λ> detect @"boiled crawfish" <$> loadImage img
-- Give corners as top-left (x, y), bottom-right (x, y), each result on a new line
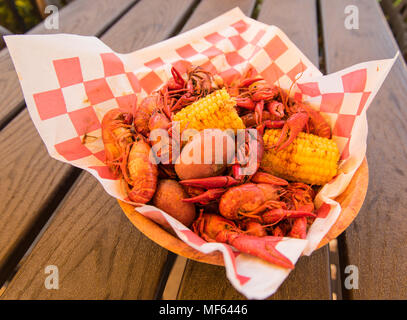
top-left (158, 65), bottom-right (216, 115)
top-left (230, 76), bottom-right (332, 150)
top-left (101, 108), bottom-right (158, 204)
top-left (193, 212), bottom-right (294, 269)
top-left (218, 172), bottom-right (316, 239)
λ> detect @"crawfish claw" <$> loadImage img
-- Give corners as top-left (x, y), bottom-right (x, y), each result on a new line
top-left (182, 188), bottom-right (225, 205)
top-left (230, 234), bottom-right (294, 269)
top-left (179, 176), bottom-right (240, 189)
top-left (273, 112), bottom-right (309, 151)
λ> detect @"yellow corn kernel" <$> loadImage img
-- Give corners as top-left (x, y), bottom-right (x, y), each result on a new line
top-left (173, 88), bottom-right (245, 132)
top-left (261, 129), bottom-right (340, 185)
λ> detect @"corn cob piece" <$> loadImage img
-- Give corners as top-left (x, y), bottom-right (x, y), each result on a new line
top-left (261, 129), bottom-right (340, 185)
top-left (173, 88), bottom-right (245, 132)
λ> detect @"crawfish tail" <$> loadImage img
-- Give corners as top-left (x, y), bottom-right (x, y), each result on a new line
top-left (228, 234), bottom-right (294, 269)
top-left (251, 172), bottom-right (289, 186)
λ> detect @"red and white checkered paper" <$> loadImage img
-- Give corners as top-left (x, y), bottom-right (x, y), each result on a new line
top-left (5, 8), bottom-right (396, 299)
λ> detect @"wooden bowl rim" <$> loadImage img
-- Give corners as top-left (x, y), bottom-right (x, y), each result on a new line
top-left (119, 157), bottom-right (369, 266)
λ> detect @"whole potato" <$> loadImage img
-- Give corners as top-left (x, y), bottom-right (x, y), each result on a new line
top-left (152, 179), bottom-right (196, 229)
top-left (175, 129), bottom-right (235, 180)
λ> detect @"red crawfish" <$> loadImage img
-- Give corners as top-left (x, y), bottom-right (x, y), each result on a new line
top-left (193, 212), bottom-right (294, 269)
top-left (101, 108), bottom-right (158, 204)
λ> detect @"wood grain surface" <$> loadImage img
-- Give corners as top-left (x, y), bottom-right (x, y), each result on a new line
top-left (321, 0), bottom-right (407, 299)
top-left (0, 0), bottom-right (135, 282)
top-left (0, 111), bottom-right (76, 284)
top-left (178, 249), bottom-right (331, 300)
top-left (180, 0), bottom-right (257, 33)
top-left (177, 0), bottom-right (332, 300)
top-left (0, 175), bottom-right (169, 299)
top-left (0, 0), bottom-right (136, 128)
top-left (0, 0), bottom-right (195, 299)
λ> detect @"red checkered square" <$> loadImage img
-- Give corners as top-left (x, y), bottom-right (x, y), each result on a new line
top-left (229, 35), bottom-right (247, 50)
top-left (93, 150), bottom-right (106, 163)
top-left (340, 140), bottom-right (350, 160)
top-left (249, 45), bottom-right (262, 59)
top-left (297, 82), bottom-right (321, 97)
top-left (204, 32), bottom-right (225, 44)
top-left (225, 51), bottom-right (245, 66)
top-left (139, 71), bottom-right (163, 94)
top-left (55, 137), bottom-right (92, 161)
top-left (200, 60), bottom-right (217, 74)
top-left (84, 79), bottom-right (114, 105)
top-left (316, 203), bottom-right (331, 218)
top-left (250, 29), bottom-right (266, 45)
top-left (287, 61), bottom-right (307, 82)
top-left (84, 78), bottom-right (114, 105)
top-left (116, 94), bottom-right (137, 110)
top-left (357, 91), bottom-right (371, 115)
top-left (201, 46), bottom-right (223, 59)
top-left (231, 19), bottom-right (249, 33)
top-left (219, 68), bottom-right (240, 85)
top-left (260, 63), bottom-right (284, 85)
top-left (320, 93), bottom-right (344, 113)
top-left (176, 44), bottom-right (198, 59)
top-left (264, 35), bottom-right (288, 61)
top-left (101, 53), bottom-right (125, 77)
top-left (145, 57), bottom-right (165, 69)
top-left (172, 60), bottom-right (192, 74)
top-left (294, 92), bottom-right (303, 102)
top-left (333, 114), bottom-right (355, 137)
top-left (342, 69), bottom-right (367, 92)
top-left (126, 72), bottom-right (141, 93)
top-left (69, 106), bottom-right (101, 136)
top-left (89, 166), bottom-right (117, 180)
top-left (34, 89), bottom-right (67, 120)
top-left (53, 57), bottom-right (83, 88)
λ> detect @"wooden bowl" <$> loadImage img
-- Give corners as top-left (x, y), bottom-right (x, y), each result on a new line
top-left (118, 158), bottom-right (369, 266)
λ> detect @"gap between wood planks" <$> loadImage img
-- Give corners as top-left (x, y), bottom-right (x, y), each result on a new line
top-left (161, 0), bottom-right (343, 300)
top-left (0, 0), bottom-right (340, 299)
top-left (316, 0), bottom-right (342, 301)
top-left (0, 0), bottom-right (202, 298)
top-left (0, 0), bottom-right (142, 292)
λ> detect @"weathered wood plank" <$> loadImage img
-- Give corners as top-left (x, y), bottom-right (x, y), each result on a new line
top-left (181, 0), bottom-right (257, 32)
top-left (258, 0), bottom-right (331, 300)
top-left (178, 0), bottom-right (331, 300)
top-left (321, 0), bottom-right (407, 299)
top-left (1, 175), bottom-right (169, 299)
top-left (0, 111), bottom-right (77, 285)
top-left (0, 0), bottom-right (137, 283)
top-left (178, 248), bottom-right (330, 300)
top-left (0, 0), bottom-right (136, 127)
top-left (0, 0), bottom-right (195, 299)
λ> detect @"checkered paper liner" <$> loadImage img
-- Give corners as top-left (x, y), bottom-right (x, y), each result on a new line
top-left (5, 8), bottom-right (396, 299)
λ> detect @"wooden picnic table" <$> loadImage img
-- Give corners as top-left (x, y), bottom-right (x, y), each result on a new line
top-left (0, 0), bottom-right (406, 300)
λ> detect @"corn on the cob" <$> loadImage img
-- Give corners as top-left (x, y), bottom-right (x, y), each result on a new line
top-left (261, 129), bottom-right (340, 185)
top-left (173, 88), bottom-right (245, 132)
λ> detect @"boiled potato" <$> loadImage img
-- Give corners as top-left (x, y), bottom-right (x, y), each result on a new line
top-left (152, 179), bottom-right (196, 228)
top-left (175, 129), bottom-right (235, 180)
